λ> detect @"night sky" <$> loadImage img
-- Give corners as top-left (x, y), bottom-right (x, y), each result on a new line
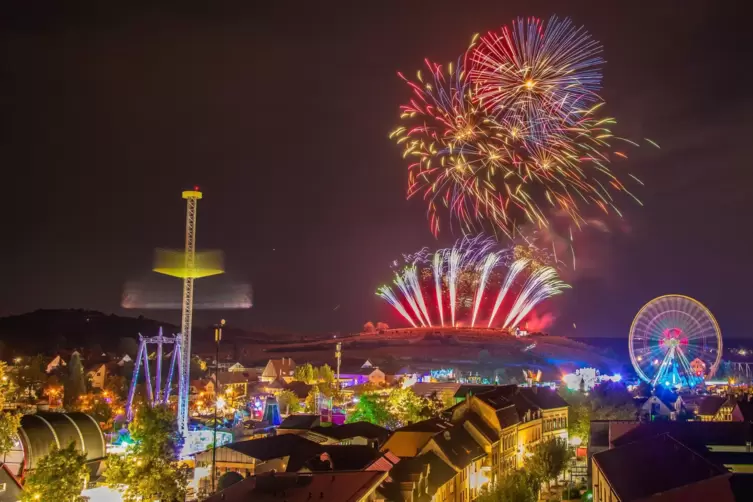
top-left (2, 2), bottom-right (751, 337)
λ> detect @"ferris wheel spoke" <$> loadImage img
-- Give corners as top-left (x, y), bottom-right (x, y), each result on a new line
top-left (631, 295), bottom-right (721, 387)
top-left (650, 347), bottom-right (673, 386)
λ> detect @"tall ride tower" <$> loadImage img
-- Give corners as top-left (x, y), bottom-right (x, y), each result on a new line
top-left (177, 188), bottom-right (201, 436)
top-left (154, 187), bottom-right (223, 436)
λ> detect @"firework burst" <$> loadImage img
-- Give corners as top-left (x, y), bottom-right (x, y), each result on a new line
top-left (391, 17), bottom-right (655, 238)
top-left (376, 235), bottom-right (569, 329)
top-left (467, 16), bottom-right (603, 139)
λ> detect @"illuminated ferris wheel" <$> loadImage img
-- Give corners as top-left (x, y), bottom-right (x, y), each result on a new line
top-left (629, 295), bottom-right (722, 388)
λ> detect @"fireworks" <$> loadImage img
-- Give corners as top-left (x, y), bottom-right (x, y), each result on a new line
top-left (376, 235), bottom-right (569, 329)
top-left (468, 16), bottom-right (603, 138)
top-left (391, 16), bottom-right (655, 238)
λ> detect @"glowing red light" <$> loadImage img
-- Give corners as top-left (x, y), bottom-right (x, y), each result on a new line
top-left (194, 185), bottom-right (200, 191)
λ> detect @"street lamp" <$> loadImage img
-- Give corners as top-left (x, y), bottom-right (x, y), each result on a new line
top-left (212, 319), bottom-right (225, 494)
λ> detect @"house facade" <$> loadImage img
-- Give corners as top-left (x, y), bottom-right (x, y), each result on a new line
top-left (260, 358), bottom-right (296, 383)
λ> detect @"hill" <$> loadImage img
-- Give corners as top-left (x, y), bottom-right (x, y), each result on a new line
top-left (0, 309), bottom-right (179, 356)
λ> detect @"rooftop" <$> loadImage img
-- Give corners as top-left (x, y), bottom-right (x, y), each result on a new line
top-left (394, 417), bottom-right (452, 433)
top-left (203, 471), bottom-right (388, 502)
top-left (300, 445), bottom-right (387, 472)
top-left (593, 434), bottom-right (730, 501)
top-left (697, 395), bottom-right (728, 416)
top-left (610, 421), bottom-right (753, 451)
top-left (311, 421), bottom-right (390, 444)
top-left (279, 414), bottom-right (320, 430)
top-left (430, 424), bottom-right (485, 469)
top-left (223, 434), bottom-right (322, 465)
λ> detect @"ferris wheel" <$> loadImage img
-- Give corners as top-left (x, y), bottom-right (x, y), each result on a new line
top-left (629, 295), bottom-right (722, 388)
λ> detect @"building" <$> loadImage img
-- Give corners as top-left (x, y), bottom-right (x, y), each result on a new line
top-left (311, 422), bottom-right (390, 448)
top-left (420, 424), bottom-right (489, 501)
top-left (1, 412), bottom-right (106, 480)
top-left (277, 414), bottom-right (321, 435)
top-left (45, 355), bottom-right (66, 374)
top-left (260, 358), bottom-right (296, 383)
top-left (214, 371), bottom-right (254, 397)
top-left (636, 395), bottom-right (675, 420)
top-left (0, 463), bottom-right (23, 502)
top-left (592, 433), bottom-right (735, 502)
top-left (381, 418), bottom-right (453, 457)
top-left (194, 434), bottom-right (399, 494)
top-left (204, 471), bottom-right (389, 502)
top-left (194, 434), bottom-right (324, 480)
top-left (379, 451), bottom-right (457, 502)
top-left (446, 387), bottom-right (520, 484)
top-left (86, 363), bottom-right (108, 389)
top-left (338, 365), bottom-right (387, 387)
top-left (695, 395), bottom-right (730, 421)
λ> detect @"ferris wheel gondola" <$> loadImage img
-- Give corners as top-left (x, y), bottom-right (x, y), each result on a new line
top-left (629, 295), bottom-right (722, 388)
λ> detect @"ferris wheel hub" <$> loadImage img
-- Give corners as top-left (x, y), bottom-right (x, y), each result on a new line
top-left (629, 294), bottom-right (722, 388)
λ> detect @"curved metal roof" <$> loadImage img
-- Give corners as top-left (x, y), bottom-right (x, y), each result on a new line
top-left (18, 412), bottom-right (105, 471)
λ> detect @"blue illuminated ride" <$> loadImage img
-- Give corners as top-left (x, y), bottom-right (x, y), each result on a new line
top-left (125, 328), bottom-right (183, 420)
top-left (629, 295), bottom-right (722, 388)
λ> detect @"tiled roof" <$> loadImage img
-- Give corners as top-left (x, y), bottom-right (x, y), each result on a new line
top-left (204, 471), bottom-right (388, 502)
top-left (697, 395), bottom-right (727, 416)
top-left (454, 384), bottom-right (497, 399)
top-left (224, 434), bottom-right (322, 465)
top-left (431, 424), bottom-right (485, 469)
top-left (300, 445), bottom-right (385, 472)
top-left (464, 412), bottom-right (499, 442)
top-left (518, 387), bottom-right (569, 409)
top-left (610, 421), bottom-right (753, 450)
top-left (410, 382), bottom-right (461, 398)
top-left (279, 414), bottom-right (320, 430)
top-left (311, 421), bottom-right (390, 444)
top-left (395, 417), bottom-right (452, 433)
top-left (421, 451), bottom-right (457, 488)
top-left (592, 434), bottom-right (729, 501)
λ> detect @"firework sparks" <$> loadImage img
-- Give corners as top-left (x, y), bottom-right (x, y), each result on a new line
top-left (391, 17), bottom-right (656, 238)
top-left (377, 235), bottom-right (569, 329)
top-left (468, 16), bottom-right (603, 138)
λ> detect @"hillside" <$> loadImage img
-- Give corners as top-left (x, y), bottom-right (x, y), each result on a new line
top-left (0, 309), bottom-right (179, 355)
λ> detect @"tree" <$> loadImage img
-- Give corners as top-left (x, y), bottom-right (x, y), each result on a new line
top-left (477, 470), bottom-right (538, 502)
top-left (375, 322), bottom-right (389, 331)
top-left (21, 442), bottom-right (88, 502)
top-left (0, 361), bottom-right (21, 456)
top-left (0, 412), bottom-right (21, 456)
top-left (104, 405), bottom-right (189, 502)
top-left (105, 374), bottom-right (128, 400)
top-left (528, 437), bottom-right (572, 489)
top-left (317, 364), bottom-right (335, 385)
top-left (347, 393), bottom-right (392, 427)
top-left (388, 387), bottom-right (430, 426)
top-left (294, 363), bottom-right (315, 384)
top-left (304, 388), bottom-right (319, 413)
top-left (568, 403), bottom-right (591, 444)
top-left (65, 352), bottom-right (87, 408)
top-left (363, 321), bottom-right (376, 333)
top-left (16, 354), bottom-right (47, 401)
top-left (275, 389), bottom-right (302, 415)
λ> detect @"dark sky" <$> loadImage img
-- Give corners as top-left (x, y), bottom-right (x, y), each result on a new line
top-left (2, 1), bottom-right (752, 337)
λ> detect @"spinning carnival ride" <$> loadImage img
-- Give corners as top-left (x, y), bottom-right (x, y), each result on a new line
top-left (629, 295), bottom-right (722, 388)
